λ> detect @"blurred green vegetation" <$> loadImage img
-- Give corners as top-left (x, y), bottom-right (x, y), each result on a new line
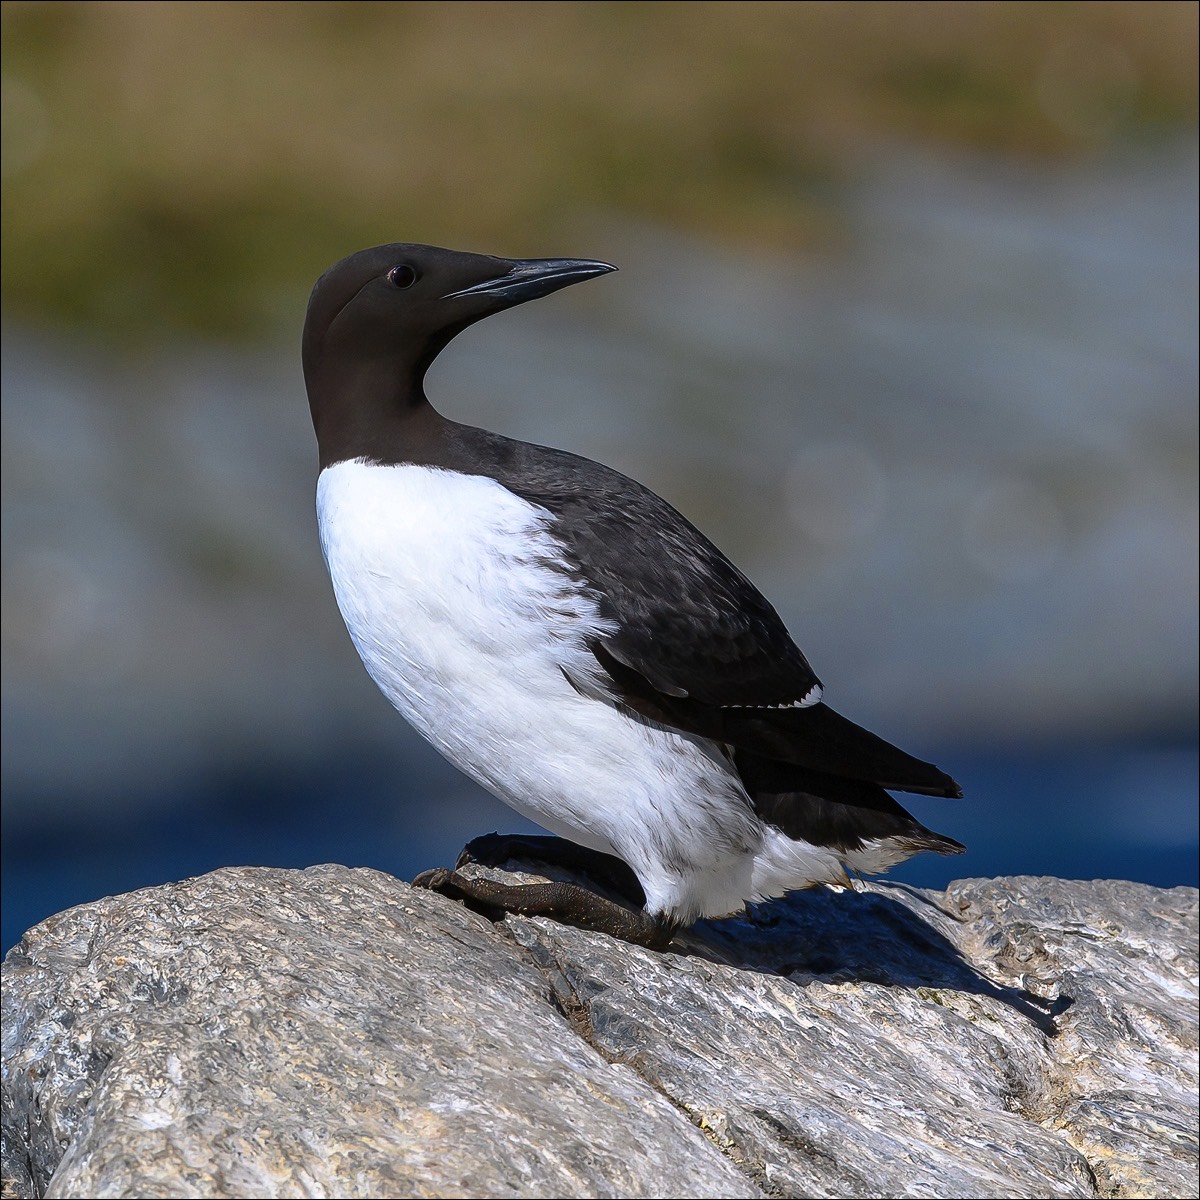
top-left (2, 0), bottom-right (1195, 343)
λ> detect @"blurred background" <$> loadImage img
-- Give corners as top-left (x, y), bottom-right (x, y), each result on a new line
top-left (2, 1), bottom-right (1196, 953)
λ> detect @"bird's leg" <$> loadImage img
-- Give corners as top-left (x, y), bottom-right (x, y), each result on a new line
top-left (455, 833), bottom-right (646, 908)
top-left (412, 867), bottom-right (676, 951)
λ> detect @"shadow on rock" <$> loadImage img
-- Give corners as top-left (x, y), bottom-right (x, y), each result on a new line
top-left (452, 833), bottom-right (1070, 1037)
top-left (687, 884), bottom-right (1071, 1036)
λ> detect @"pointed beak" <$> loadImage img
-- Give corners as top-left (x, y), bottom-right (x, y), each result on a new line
top-left (441, 257), bottom-right (617, 304)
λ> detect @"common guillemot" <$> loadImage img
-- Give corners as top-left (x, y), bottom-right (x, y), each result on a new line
top-left (303, 243), bottom-right (963, 948)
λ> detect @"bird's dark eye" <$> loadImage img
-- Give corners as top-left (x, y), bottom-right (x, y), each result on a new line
top-left (387, 264), bottom-right (418, 289)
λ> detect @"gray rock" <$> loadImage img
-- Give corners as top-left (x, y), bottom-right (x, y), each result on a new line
top-left (2, 861), bottom-right (1196, 1199)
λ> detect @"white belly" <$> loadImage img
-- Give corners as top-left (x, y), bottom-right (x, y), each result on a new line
top-left (315, 459), bottom-right (777, 919)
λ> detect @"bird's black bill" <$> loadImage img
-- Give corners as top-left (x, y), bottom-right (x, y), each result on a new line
top-left (441, 257), bottom-right (616, 304)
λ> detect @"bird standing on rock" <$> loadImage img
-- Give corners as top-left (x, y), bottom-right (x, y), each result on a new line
top-left (303, 243), bottom-right (963, 949)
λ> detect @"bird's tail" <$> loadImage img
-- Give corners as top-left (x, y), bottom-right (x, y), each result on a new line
top-left (723, 702), bottom-right (962, 798)
top-left (735, 749), bottom-right (965, 873)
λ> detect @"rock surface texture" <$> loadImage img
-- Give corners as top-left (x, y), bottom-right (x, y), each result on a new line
top-left (2, 855), bottom-right (1196, 1199)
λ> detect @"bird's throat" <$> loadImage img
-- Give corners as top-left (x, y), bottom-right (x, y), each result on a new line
top-left (309, 356), bottom-right (442, 470)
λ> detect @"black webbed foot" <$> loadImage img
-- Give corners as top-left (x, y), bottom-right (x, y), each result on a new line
top-left (412, 865), bottom-right (675, 951)
top-left (456, 832), bottom-right (647, 908)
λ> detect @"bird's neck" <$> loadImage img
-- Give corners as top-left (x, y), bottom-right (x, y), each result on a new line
top-left (308, 355), bottom-right (445, 470)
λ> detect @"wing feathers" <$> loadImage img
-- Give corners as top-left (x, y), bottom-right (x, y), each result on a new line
top-left (476, 435), bottom-right (960, 807)
top-left (591, 637), bottom-right (961, 800)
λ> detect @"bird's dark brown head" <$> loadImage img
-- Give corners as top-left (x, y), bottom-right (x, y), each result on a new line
top-left (303, 243), bottom-right (615, 465)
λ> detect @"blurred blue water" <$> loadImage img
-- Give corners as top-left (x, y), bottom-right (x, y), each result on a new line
top-left (3, 737), bottom-right (1195, 955)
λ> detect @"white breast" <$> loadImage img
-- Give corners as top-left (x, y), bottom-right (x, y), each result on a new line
top-left (315, 458), bottom-right (844, 921)
top-left (316, 459), bottom-right (616, 786)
